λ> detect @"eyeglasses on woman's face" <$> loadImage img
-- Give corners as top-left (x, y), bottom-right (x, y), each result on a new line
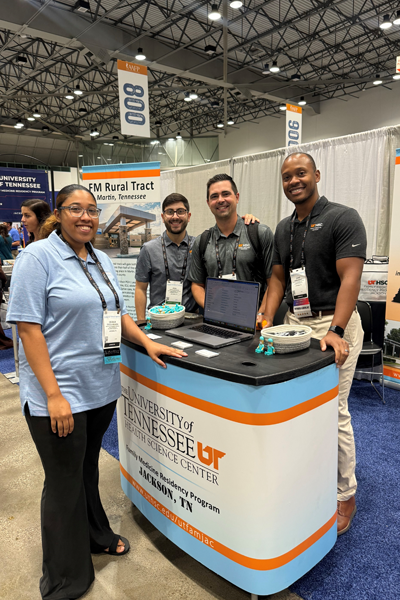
top-left (58, 206), bottom-right (101, 218)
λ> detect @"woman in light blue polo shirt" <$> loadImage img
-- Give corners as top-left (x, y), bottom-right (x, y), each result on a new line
top-left (7, 184), bottom-right (187, 600)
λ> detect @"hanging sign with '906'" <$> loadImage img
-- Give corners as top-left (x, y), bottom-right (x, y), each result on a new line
top-left (285, 104), bottom-right (302, 147)
top-left (118, 60), bottom-right (150, 138)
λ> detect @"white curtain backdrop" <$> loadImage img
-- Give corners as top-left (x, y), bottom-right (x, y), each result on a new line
top-left (161, 125), bottom-right (400, 256)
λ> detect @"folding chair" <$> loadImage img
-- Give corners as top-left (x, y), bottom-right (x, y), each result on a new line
top-left (356, 300), bottom-right (385, 404)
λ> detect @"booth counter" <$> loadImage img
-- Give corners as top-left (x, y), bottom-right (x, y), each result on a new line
top-left (117, 329), bottom-right (338, 596)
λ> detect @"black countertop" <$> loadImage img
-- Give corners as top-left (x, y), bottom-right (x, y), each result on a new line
top-left (122, 320), bottom-right (336, 387)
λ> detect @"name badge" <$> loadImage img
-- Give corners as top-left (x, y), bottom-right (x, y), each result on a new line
top-left (102, 310), bottom-right (122, 364)
top-left (165, 280), bottom-right (183, 304)
top-left (290, 267), bottom-right (312, 318)
top-left (221, 273), bottom-right (237, 280)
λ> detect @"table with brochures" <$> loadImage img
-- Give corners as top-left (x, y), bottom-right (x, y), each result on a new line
top-left (117, 321), bottom-right (338, 596)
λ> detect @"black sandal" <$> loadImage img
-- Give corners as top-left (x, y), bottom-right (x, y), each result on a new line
top-left (92, 534), bottom-right (130, 556)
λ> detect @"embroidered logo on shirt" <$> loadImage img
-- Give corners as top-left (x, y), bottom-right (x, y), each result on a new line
top-left (310, 223), bottom-right (323, 231)
top-left (238, 243), bottom-right (251, 250)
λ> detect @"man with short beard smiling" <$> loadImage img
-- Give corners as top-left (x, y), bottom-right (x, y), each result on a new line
top-left (135, 193), bottom-right (196, 319)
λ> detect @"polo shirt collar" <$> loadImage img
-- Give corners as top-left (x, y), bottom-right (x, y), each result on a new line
top-left (310, 195), bottom-right (328, 217)
top-left (293, 195), bottom-right (328, 223)
top-left (214, 215), bottom-right (242, 239)
top-left (47, 230), bottom-right (96, 263)
top-left (163, 230), bottom-right (189, 246)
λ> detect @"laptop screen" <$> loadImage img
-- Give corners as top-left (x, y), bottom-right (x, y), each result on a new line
top-left (204, 278), bottom-right (260, 333)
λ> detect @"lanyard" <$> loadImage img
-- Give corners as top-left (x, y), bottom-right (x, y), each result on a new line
top-left (161, 234), bottom-right (190, 283)
top-left (289, 210), bottom-right (312, 271)
top-left (59, 234), bottom-right (120, 312)
top-left (215, 236), bottom-right (240, 277)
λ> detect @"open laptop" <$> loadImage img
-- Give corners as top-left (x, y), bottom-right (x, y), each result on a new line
top-left (165, 277), bottom-right (260, 348)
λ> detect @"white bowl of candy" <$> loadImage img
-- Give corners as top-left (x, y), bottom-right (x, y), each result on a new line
top-left (148, 304), bottom-right (186, 329)
top-left (261, 324), bottom-right (312, 354)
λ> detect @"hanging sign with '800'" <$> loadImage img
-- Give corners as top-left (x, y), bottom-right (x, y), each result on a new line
top-left (285, 104), bottom-right (302, 147)
top-left (118, 60), bottom-right (150, 138)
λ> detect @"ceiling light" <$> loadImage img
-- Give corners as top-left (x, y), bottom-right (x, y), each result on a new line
top-left (230, 0), bottom-right (243, 7)
top-left (393, 10), bottom-right (400, 25)
top-left (380, 14), bottom-right (392, 29)
top-left (65, 90), bottom-right (74, 100)
top-left (270, 61), bottom-right (280, 73)
top-left (14, 120), bottom-right (24, 129)
top-left (291, 73), bottom-right (301, 81)
top-left (210, 100), bottom-right (219, 107)
top-left (373, 74), bottom-right (383, 85)
top-left (16, 55), bottom-right (27, 65)
top-left (176, 132), bottom-right (182, 139)
top-left (279, 104), bottom-right (287, 111)
top-left (189, 90), bottom-right (198, 99)
top-left (78, 106), bottom-right (87, 114)
top-left (78, 154), bottom-right (83, 157)
top-left (262, 63), bottom-right (270, 75)
top-left (112, 135), bottom-right (119, 140)
top-left (298, 96), bottom-right (307, 106)
top-left (27, 116), bottom-right (35, 121)
top-left (393, 73), bottom-right (400, 80)
top-left (42, 125), bottom-right (49, 132)
top-left (184, 93), bottom-right (192, 102)
top-left (158, 152), bottom-right (163, 155)
top-left (108, 143), bottom-right (114, 146)
top-left (209, 4), bottom-right (221, 20)
top-left (135, 48), bottom-right (146, 60)
top-left (168, 137), bottom-right (175, 141)
top-left (217, 122), bottom-right (224, 128)
top-left (74, 85), bottom-right (83, 95)
top-left (90, 128), bottom-right (100, 137)
top-left (151, 140), bottom-right (159, 144)
top-left (155, 121), bottom-right (162, 127)
top-left (227, 117), bottom-right (234, 125)
top-left (205, 44), bottom-right (217, 55)
top-left (32, 109), bottom-right (41, 118)
top-left (75, 0), bottom-right (90, 13)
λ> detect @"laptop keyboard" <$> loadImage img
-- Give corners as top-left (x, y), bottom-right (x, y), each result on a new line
top-left (189, 324), bottom-right (242, 339)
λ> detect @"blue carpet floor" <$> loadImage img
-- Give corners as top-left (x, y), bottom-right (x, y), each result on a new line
top-left (290, 380), bottom-right (400, 600)
top-left (1, 341), bottom-right (399, 600)
top-left (0, 329), bottom-right (16, 374)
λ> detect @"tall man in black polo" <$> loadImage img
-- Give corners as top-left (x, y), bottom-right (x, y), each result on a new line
top-left (135, 193), bottom-right (196, 319)
top-left (261, 152), bottom-right (366, 535)
top-left (188, 173), bottom-right (273, 308)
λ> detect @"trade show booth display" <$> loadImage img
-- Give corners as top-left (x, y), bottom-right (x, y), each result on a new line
top-left (118, 330), bottom-right (338, 596)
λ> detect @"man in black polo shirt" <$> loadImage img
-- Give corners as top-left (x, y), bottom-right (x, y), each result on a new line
top-left (261, 152), bottom-right (366, 536)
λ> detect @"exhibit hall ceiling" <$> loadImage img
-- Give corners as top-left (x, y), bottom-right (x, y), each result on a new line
top-left (1, 0), bottom-right (400, 145)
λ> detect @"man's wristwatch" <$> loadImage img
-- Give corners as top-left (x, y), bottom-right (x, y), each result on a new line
top-left (328, 325), bottom-right (344, 338)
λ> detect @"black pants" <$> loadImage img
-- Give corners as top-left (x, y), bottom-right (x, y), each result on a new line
top-left (25, 400), bottom-right (117, 600)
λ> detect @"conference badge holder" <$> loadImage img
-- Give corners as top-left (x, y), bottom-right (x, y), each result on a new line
top-left (165, 280), bottom-right (183, 304)
top-left (290, 267), bottom-right (312, 318)
top-left (102, 310), bottom-right (122, 364)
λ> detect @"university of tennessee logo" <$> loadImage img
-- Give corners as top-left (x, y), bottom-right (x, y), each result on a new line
top-left (197, 442), bottom-right (225, 470)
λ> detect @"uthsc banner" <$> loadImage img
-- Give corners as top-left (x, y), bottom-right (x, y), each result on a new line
top-left (384, 148), bottom-right (400, 386)
top-left (118, 60), bottom-right (150, 138)
top-left (286, 104), bottom-right (302, 147)
top-left (0, 167), bottom-right (50, 221)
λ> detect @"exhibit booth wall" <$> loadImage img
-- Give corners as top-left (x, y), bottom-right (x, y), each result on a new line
top-left (165, 124), bottom-right (400, 258)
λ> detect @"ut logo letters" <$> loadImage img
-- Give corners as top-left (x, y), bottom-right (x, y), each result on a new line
top-left (197, 442), bottom-right (226, 470)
